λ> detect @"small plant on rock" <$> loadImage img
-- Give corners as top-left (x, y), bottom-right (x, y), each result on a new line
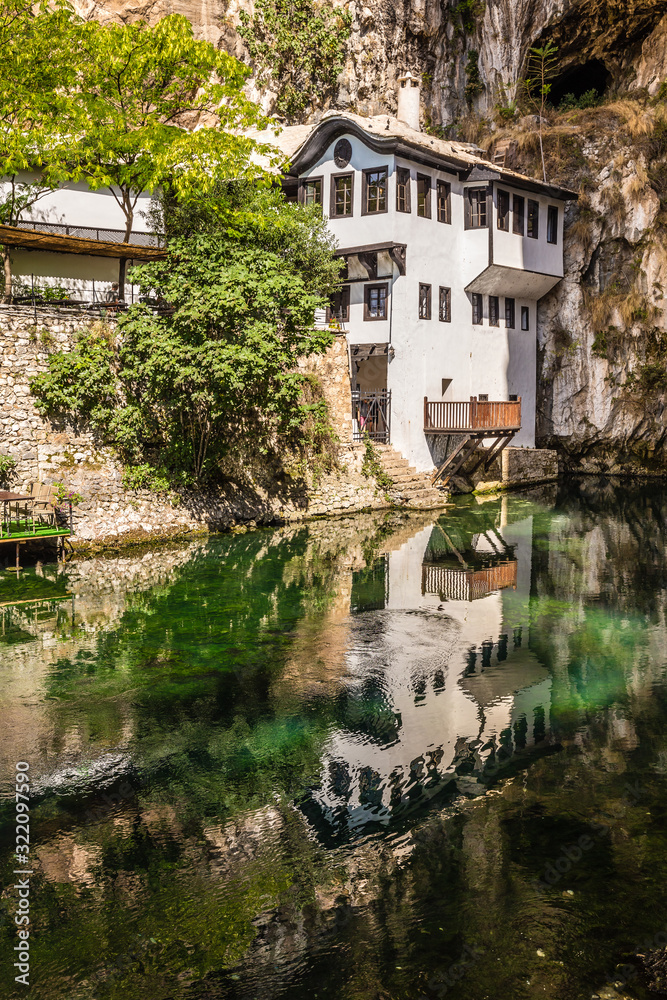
top-left (361, 433), bottom-right (393, 491)
top-left (0, 455), bottom-right (18, 488)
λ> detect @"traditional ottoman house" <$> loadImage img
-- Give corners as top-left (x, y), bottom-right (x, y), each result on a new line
top-left (255, 76), bottom-right (576, 479)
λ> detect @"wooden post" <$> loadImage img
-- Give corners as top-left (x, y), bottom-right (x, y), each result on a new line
top-left (118, 257), bottom-right (127, 301)
top-left (15, 542), bottom-right (19, 573)
top-left (424, 396), bottom-right (429, 430)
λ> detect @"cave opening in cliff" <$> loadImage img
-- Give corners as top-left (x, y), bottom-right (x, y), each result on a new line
top-left (548, 59), bottom-right (611, 108)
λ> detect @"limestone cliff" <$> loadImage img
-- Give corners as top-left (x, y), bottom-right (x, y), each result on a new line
top-left (76, 0), bottom-right (667, 474)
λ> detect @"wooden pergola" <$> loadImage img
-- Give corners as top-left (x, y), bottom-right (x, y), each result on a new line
top-left (0, 223), bottom-right (167, 261)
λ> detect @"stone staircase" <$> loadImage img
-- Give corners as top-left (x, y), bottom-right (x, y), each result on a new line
top-left (375, 445), bottom-right (449, 509)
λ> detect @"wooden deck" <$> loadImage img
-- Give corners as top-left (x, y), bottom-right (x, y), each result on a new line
top-left (422, 560), bottom-right (518, 602)
top-left (424, 397), bottom-right (521, 435)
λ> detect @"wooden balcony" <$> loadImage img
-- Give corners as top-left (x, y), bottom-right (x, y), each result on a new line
top-left (422, 559), bottom-right (518, 602)
top-left (424, 397), bottom-right (521, 435)
top-left (424, 396), bottom-right (522, 487)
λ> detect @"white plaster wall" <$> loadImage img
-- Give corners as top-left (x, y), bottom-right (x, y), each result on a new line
top-left (492, 183), bottom-right (564, 276)
top-left (0, 171), bottom-right (153, 233)
top-left (300, 135), bottom-right (560, 469)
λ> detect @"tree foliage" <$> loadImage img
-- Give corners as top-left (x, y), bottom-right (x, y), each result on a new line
top-left (238, 0), bottom-right (352, 124)
top-left (525, 40), bottom-right (559, 182)
top-left (31, 191), bottom-right (343, 483)
top-left (65, 14), bottom-right (275, 240)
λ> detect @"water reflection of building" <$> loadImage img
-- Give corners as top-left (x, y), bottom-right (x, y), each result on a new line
top-left (306, 498), bottom-right (553, 839)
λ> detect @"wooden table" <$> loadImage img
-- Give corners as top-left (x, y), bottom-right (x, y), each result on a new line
top-left (0, 492), bottom-right (33, 572)
top-left (0, 491), bottom-right (33, 536)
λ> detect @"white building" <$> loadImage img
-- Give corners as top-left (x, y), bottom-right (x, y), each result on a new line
top-left (0, 171), bottom-right (157, 301)
top-left (259, 77), bottom-right (575, 473)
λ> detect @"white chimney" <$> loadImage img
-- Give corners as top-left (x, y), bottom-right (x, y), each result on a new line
top-left (397, 72), bottom-right (421, 131)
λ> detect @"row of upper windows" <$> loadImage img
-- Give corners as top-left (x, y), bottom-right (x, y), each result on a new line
top-left (467, 187), bottom-right (559, 243)
top-left (328, 285), bottom-right (529, 328)
top-left (300, 170), bottom-right (559, 243)
top-left (300, 168), bottom-right (452, 222)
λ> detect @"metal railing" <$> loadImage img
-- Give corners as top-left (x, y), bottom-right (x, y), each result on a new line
top-left (424, 396), bottom-right (521, 433)
top-left (352, 389), bottom-right (391, 444)
top-left (14, 219), bottom-right (161, 247)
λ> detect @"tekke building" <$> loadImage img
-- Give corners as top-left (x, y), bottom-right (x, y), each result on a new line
top-left (257, 75), bottom-right (576, 479)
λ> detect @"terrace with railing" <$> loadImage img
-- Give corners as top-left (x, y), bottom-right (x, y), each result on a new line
top-left (424, 397), bottom-right (522, 435)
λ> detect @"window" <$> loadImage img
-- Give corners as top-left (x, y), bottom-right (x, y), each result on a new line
top-left (466, 188), bottom-right (488, 229)
top-left (437, 180), bottom-right (451, 224)
top-left (299, 176), bottom-right (322, 206)
top-left (497, 189), bottom-right (510, 231)
top-left (489, 295), bottom-right (499, 326)
top-left (513, 194), bottom-right (525, 235)
top-left (330, 173), bottom-right (354, 217)
top-left (509, 393), bottom-right (518, 401)
top-left (521, 306), bottom-right (530, 331)
top-left (547, 205), bottom-right (559, 244)
top-left (527, 199), bottom-right (539, 239)
top-left (417, 174), bottom-right (431, 218)
top-left (396, 167), bottom-right (411, 213)
top-left (362, 167), bottom-right (388, 214)
top-left (326, 286), bottom-right (350, 323)
top-left (364, 283), bottom-right (388, 320)
top-left (478, 394), bottom-right (489, 402)
top-left (439, 286), bottom-right (451, 323)
top-left (472, 293), bottom-right (483, 325)
top-left (505, 297), bottom-right (515, 329)
top-left (419, 283), bottom-right (432, 320)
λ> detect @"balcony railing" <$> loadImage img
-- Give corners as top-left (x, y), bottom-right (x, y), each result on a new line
top-left (424, 396), bottom-right (521, 434)
top-left (14, 219), bottom-right (161, 247)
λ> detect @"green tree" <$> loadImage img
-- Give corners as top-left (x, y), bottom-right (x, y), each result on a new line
top-left (238, 0), bottom-right (352, 124)
top-left (31, 189), bottom-right (343, 482)
top-left (525, 40), bottom-right (559, 182)
top-left (63, 14), bottom-right (275, 262)
top-left (0, 0), bottom-right (80, 300)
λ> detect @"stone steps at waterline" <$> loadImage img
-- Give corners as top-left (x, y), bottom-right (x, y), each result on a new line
top-left (375, 446), bottom-right (449, 509)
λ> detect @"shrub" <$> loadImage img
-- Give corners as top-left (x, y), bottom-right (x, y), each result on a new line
top-left (0, 454), bottom-right (17, 488)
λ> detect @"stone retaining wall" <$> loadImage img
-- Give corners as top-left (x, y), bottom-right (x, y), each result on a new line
top-left (0, 308), bottom-right (407, 549)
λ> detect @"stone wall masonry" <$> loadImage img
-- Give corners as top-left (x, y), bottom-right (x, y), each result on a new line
top-left (0, 307), bottom-right (424, 549)
top-left (502, 447), bottom-right (559, 489)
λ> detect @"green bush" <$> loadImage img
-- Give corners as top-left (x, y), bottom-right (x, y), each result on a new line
top-left (0, 454), bottom-right (17, 488)
top-left (558, 89), bottom-right (601, 111)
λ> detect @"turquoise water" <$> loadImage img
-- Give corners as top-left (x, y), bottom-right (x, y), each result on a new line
top-left (1, 480), bottom-right (667, 999)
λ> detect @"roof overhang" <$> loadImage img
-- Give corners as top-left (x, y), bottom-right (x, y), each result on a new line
top-left (350, 342), bottom-right (390, 361)
top-left (286, 116), bottom-right (577, 201)
top-left (0, 224), bottom-right (167, 261)
top-left (465, 264), bottom-right (562, 299)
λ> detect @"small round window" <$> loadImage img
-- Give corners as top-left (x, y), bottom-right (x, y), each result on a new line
top-left (334, 138), bottom-right (352, 168)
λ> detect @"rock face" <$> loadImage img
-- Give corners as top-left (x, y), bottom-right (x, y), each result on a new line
top-left (74, 0), bottom-right (667, 474)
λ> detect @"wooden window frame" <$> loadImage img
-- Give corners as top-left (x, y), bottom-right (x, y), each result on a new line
top-left (521, 305), bottom-right (530, 331)
top-left (396, 166), bottom-right (411, 213)
top-left (547, 205), bottom-right (559, 244)
top-left (326, 285), bottom-right (350, 323)
top-left (361, 166), bottom-right (389, 215)
top-left (416, 173), bottom-right (432, 219)
top-left (513, 194), bottom-right (525, 235)
top-left (497, 189), bottom-right (510, 231)
top-left (419, 282), bottom-right (432, 320)
top-left (364, 282), bottom-right (388, 321)
top-left (472, 292), bottom-right (483, 325)
top-left (330, 172), bottom-right (354, 218)
top-left (505, 297), bottom-right (515, 329)
top-left (439, 286), bottom-right (451, 323)
top-left (527, 199), bottom-right (539, 239)
top-left (464, 187), bottom-right (489, 230)
top-left (437, 180), bottom-right (451, 224)
top-left (298, 175), bottom-right (323, 207)
top-left (489, 295), bottom-right (499, 327)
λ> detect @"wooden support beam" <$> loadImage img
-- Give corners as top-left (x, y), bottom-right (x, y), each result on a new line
top-left (483, 432), bottom-right (515, 471)
top-left (432, 436), bottom-right (471, 486)
top-left (443, 438), bottom-right (482, 485)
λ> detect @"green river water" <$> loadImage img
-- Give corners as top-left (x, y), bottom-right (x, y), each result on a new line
top-left (1, 479), bottom-right (667, 1000)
